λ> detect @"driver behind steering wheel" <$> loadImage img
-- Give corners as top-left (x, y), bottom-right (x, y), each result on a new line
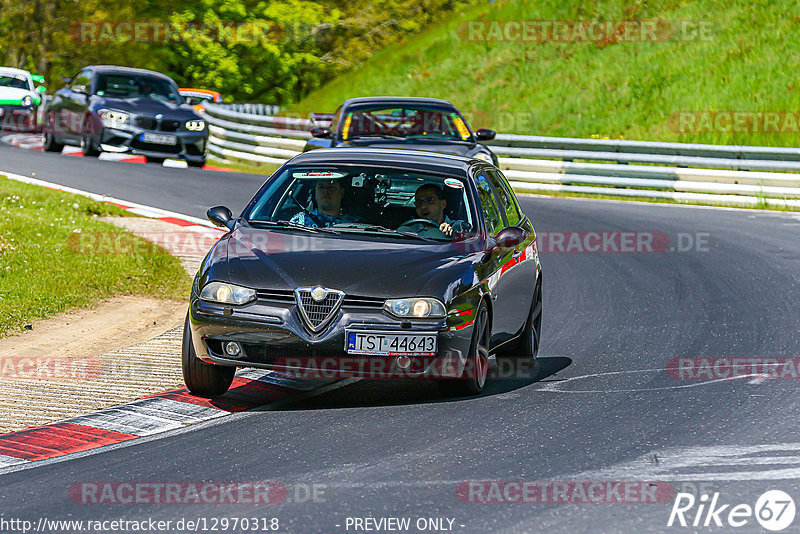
top-left (290, 178), bottom-right (362, 227)
top-left (397, 184), bottom-right (468, 239)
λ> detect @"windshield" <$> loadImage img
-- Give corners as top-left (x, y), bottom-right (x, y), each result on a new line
top-left (0, 74), bottom-right (30, 91)
top-left (94, 74), bottom-right (181, 104)
top-left (341, 106), bottom-right (473, 142)
top-left (246, 165), bottom-right (476, 242)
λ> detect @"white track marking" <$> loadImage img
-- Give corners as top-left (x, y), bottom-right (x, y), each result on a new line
top-left (0, 169), bottom-right (222, 229)
top-left (0, 454), bottom-right (28, 467)
top-left (568, 443), bottom-right (800, 482)
top-left (536, 367), bottom-right (765, 394)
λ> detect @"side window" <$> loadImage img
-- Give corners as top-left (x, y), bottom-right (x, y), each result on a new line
top-left (70, 70), bottom-right (92, 93)
top-left (475, 173), bottom-right (504, 236)
top-left (329, 106), bottom-right (343, 137)
top-left (488, 170), bottom-right (522, 226)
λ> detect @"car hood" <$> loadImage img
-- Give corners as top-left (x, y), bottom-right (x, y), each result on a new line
top-left (91, 96), bottom-right (198, 118)
top-left (211, 227), bottom-right (481, 300)
top-left (0, 87), bottom-right (36, 104)
top-left (336, 139), bottom-right (484, 158)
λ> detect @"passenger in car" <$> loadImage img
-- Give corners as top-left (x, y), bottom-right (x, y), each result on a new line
top-left (397, 184), bottom-right (469, 238)
top-left (290, 178), bottom-right (362, 227)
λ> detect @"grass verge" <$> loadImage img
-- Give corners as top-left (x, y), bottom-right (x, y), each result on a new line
top-left (0, 175), bottom-right (191, 337)
top-left (292, 0), bottom-right (800, 148)
top-left (207, 156), bottom-right (280, 176)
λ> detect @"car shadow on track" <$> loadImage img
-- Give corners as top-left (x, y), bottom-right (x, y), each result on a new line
top-left (264, 356), bottom-right (572, 411)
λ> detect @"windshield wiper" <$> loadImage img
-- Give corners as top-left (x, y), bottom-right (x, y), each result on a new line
top-left (250, 220), bottom-right (340, 234)
top-left (348, 134), bottom-right (405, 140)
top-left (334, 224), bottom-right (436, 241)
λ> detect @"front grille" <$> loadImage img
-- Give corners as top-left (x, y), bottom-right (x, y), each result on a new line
top-left (135, 117), bottom-right (157, 129)
top-left (295, 288), bottom-right (344, 331)
top-left (256, 289), bottom-right (295, 304)
top-left (342, 295), bottom-right (384, 309)
top-left (257, 288), bottom-right (383, 311)
top-left (160, 120), bottom-right (181, 132)
top-left (130, 139), bottom-right (181, 153)
top-left (241, 344), bottom-right (341, 364)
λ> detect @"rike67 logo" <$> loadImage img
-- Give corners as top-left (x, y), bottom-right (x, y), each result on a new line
top-left (668, 490), bottom-right (796, 531)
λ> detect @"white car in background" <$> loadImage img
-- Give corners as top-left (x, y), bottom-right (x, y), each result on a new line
top-left (0, 67), bottom-right (47, 132)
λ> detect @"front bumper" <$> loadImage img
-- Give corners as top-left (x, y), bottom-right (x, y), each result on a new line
top-left (98, 125), bottom-right (207, 164)
top-left (188, 297), bottom-right (475, 379)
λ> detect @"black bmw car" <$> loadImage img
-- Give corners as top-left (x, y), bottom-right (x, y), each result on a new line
top-left (303, 97), bottom-right (499, 165)
top-left (43, 65), bottom-right (208, 166)
top-left (184, 148), bottom-right (541, 397)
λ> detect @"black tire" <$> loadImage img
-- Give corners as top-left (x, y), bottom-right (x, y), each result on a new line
top-left (81, 119), bottom-right (101, 157)
top-left (43, 114), bottom-right (64, 153)
top-left (146, 157), bottom-right (166, 164)
top-left (187, 159), bottom-right (206, 168)
top-left (181, 312), bottom-right (235, 397)
top-left (438, 300), bottom-right (491, 397)
top-left (497, 276), bottom-right (542, 364)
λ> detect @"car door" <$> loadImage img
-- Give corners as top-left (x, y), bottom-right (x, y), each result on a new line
top-left (62, 69), bottom-right (93, 139)
top-left (487, 169), bottom-right (537, 340)
top-left (474, 170), bottom-right (517, 346)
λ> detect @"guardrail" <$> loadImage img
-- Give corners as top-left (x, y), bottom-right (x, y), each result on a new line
top-left (203, 103), bottom-right (800, 209)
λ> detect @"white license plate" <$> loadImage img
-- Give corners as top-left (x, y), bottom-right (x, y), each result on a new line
top-left (346, 331), bottom-right (437, 356)
top-left (141, 132), bottom-right (177, 145)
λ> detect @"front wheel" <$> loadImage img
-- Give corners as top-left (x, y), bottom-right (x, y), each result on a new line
top-left (438, 301), bottom-right (491, 397)
top-left (43, 114), bottom-right (65, 153)
top-left (81, 120), bottom-right (101, 157)
top-left (145, 157), bottom-right (165, 164)
top-left (187, 159), bottom-right (206, 168)
top-left (182, 312), bottom-right (235, 397)
top-left (498, 275), bottom-right (542, 364)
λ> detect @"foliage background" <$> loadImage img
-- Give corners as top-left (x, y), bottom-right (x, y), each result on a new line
top-left (0, 0), bottom-right (470, 103)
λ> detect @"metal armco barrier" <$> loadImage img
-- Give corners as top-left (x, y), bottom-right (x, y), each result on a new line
top-left (202, 103), bottom-right (800, 208)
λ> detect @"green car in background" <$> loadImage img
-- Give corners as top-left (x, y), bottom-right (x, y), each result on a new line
top-left (0, 67), bottom-right (47, 133)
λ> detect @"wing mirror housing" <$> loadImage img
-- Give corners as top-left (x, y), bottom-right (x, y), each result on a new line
top-left (35, 85), bottom-right (47, 94)
top-left (475, 128), bottom-right (496, 141)
top-left (310, 126), bottom-right (331, 138)
top-left (207, 206), bottom-right (235, 230)
top-left (494, 227), bottom-right (527, 248)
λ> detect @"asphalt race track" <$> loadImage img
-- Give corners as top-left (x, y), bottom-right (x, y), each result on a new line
top-left (2, 141), bottom-right (800, 532)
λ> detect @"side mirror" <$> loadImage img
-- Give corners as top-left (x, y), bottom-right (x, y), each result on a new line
top-left (494, 227), bottom-right (526, 248)
top-left (475, 128), bottom-right (496, 141)
top-left (61, 76), bottom-right (72, 84)
top-left (207, 206), bottom-right (235, 229)
top-left (310, 126), bottom-right (330, 138)
top-left (36, 86), bottom-right (47, 94)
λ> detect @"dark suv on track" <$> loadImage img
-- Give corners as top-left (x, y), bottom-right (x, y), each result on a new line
top-left (43, 65), bottom-right (208, 166)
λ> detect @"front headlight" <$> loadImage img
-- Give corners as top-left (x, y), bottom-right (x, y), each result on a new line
top-left (20, 96), bottom-right (32, 108)
top-left (475, 153), bottom-right (493, 163)
top-left (384, 298), bottom-right (446, 319)
top-left (186, 120), bottom-right (205, 131)
top-left (98, 109), bottom-right (130, 128)
top-left (200, 282), bottom-right (256, 305)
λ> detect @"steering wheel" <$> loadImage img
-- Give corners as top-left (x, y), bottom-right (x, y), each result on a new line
top-left (399, 218), bottom-right (440, 228)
